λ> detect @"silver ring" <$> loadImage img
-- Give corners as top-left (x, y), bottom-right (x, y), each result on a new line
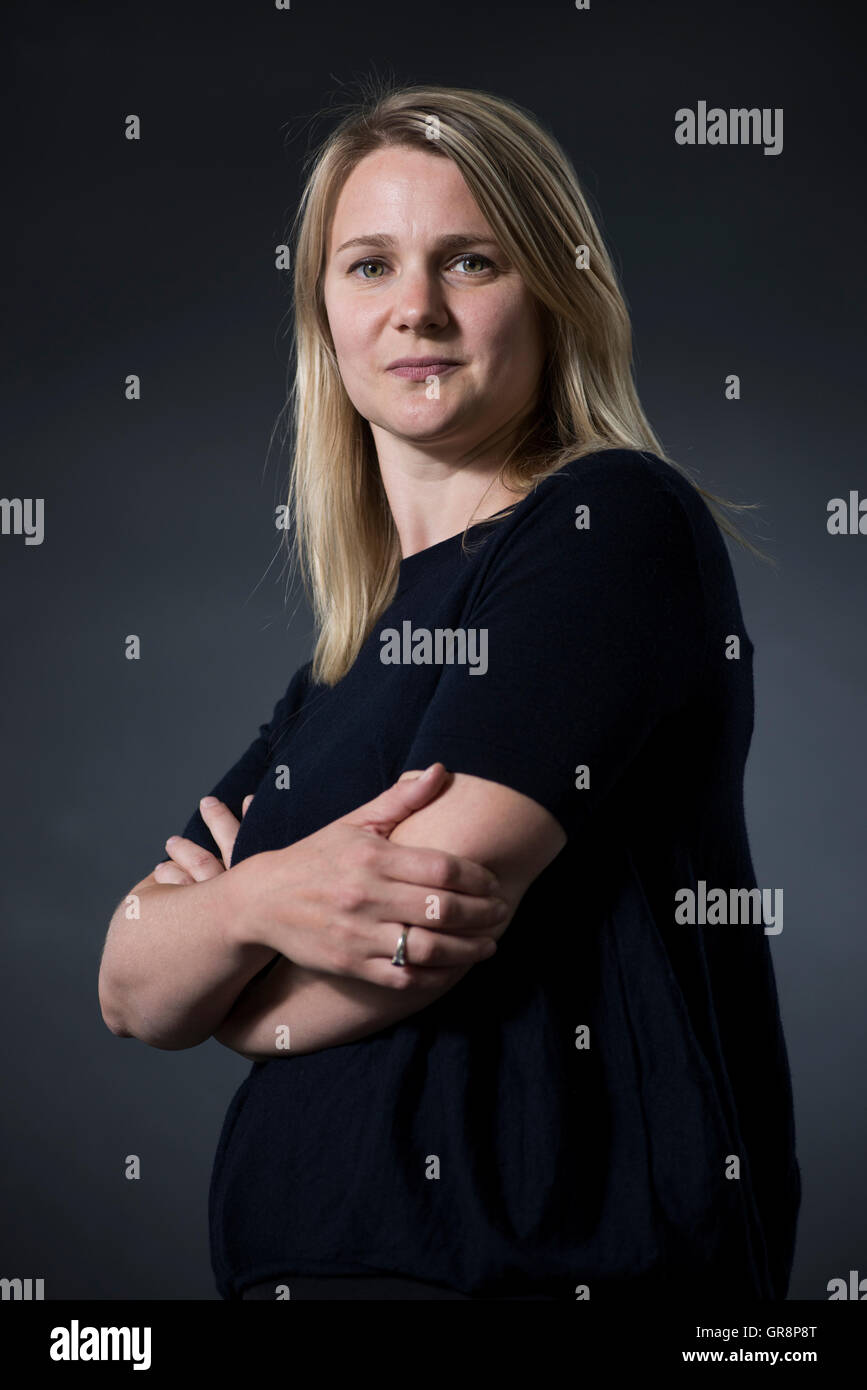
top-left (391, 927), bottom-right (409, 967)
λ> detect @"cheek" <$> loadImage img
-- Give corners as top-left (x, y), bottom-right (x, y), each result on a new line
top-left (330, 310), bottom-right (379, 382)
top-left (328, 316), bottom-right (380, 412)
top-left (325, 301), bottom-right (353, 357)
top-left (468, 297), bottom-right (543, 373)
top-left (324, 281), bottom-right (366, 351)
top-left (485, 328), bottom-right (543, 387)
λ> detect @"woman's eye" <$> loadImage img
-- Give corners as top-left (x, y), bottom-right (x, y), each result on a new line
top-left (453, 254), bottom-right (493, 274)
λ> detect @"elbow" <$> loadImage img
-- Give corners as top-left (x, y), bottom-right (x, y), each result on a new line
top-left (98, 973), bottom-right (133, 1038)
top-left (103, 1014), bottom-right (206, 1051)
top-left (123, 1012), bottom-right (210, 1051)
top-left (142, 1032), bottom-right (205, 1052)
top-left (103, 1013), bottom-right (133, 1039)
top-left (97, 981), bottom-right (203, 1052)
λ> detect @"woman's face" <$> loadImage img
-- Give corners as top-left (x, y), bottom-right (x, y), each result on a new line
top-left (322, 146), bottom-right (546, 458)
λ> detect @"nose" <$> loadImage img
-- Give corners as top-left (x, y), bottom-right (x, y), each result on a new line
top-left (389, 262), bottom-right (449, 333)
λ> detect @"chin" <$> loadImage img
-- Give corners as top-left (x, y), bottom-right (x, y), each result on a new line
top-left (389, 412), bottom-right (464, 440)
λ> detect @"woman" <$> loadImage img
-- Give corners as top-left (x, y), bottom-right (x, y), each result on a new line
top-left (98, 82), bottom-right (800, 1301)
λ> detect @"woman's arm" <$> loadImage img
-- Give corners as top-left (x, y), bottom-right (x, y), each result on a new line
top-left (213, 770), bottom-right (566, 1060)
top-left (213, 956), bottom-right (474, 1060)
top-left (99, 869), bottom-right (279, 1051)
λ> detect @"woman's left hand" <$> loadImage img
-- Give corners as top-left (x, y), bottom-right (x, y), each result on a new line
top-left (154, 793), bottom-right (255, 885)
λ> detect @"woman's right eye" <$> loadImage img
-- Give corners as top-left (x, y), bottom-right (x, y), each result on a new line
top-left (349, 259), bottom-right (386, 279)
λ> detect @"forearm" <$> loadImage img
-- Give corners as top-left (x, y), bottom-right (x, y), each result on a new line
top-left (99, 867), bottom-right (276, 1051)
top-left (213, 956), bottom-right (473, 1061)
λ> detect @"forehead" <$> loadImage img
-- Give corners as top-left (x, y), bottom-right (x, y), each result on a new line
top-left (328, 147), bottom-right (487, 247)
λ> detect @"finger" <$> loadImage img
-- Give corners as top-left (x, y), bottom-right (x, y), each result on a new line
top-left (363, 954), bottom-right (492, 990)
top-left (376, 923), bottom-right (498, 969)
top-left (153, 860), bottom-right (195, 886)
top-left (341, 764), bottom-right (452, 838)
top-left (374, 838), bottom-right (500, 901)
top-left (164, 835), bottom-right (225, 882)
top-left (242, 794), bottom-right (254, 817)
top-left (368, 881), bottom-right (509, 937)
top-left (198, 796), bottom-right (242, 868)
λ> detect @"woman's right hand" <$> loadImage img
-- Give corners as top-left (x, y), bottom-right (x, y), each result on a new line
top-left (227, 763), bottom-right (509, 988)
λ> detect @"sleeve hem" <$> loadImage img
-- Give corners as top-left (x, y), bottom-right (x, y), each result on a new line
top-left (399, 730), bottom-right (576, 838)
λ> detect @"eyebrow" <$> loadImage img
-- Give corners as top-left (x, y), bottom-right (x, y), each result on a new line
top-left (333, 232), bottom-right (501, 255)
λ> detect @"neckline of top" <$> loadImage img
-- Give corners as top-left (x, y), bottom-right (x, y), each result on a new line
top-left (395, 492), bottom-right (536, 595)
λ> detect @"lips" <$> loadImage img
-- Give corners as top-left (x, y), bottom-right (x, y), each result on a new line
top-left (387, 359), bottom-right (461, 380)
top-left (387, 357), bottom-right (460, 369)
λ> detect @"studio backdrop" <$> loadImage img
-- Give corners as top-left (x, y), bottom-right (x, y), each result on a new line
top-left (2, 0), bottom-right (863, 1304)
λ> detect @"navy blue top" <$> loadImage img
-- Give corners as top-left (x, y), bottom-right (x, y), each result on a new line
top-left (173, 448), bottom-right (800, 1300)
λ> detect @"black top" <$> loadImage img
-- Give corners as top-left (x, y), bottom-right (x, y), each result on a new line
top-left (172, 448), bottom-right (800, 1300)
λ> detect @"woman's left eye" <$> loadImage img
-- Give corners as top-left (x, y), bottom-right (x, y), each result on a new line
top-left (451, 254), bottom-right (493, 274)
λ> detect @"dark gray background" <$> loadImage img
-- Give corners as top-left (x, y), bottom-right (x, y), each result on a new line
top-left (2, 0), bottom-right (862, 1299)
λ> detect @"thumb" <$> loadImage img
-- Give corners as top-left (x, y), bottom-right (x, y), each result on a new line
top-left (342, 763), bottom-right (450, 836)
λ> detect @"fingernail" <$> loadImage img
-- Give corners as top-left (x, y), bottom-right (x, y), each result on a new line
top-left (200, 796), bottom-right (219, 807)
top-left (166, 836), bottom-right (179, 847)
top-left (421, 764), bottom-right (438, 779)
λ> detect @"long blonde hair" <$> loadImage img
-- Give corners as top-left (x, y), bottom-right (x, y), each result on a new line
top-left (278, 79), bottom-right (771, 687)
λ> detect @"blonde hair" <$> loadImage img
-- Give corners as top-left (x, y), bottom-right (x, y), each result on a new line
top-left (278, 78), bottom-right (771, 686)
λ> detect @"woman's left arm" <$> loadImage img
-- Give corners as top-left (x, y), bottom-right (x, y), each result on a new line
top-left (211, 770), bottom-right (566, 1060)
top-left (211, 955), bottom-right (471, 1061)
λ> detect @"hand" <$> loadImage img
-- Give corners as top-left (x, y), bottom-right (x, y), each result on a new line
top-left (153, 793), bottom-right (255, 885)
top-left (227, 763), bottom-right (509, 989)
top-left (154, 769), bottom-right (437, 886)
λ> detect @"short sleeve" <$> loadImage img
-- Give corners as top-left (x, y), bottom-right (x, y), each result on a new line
top-left (159, 660), bottom-right (311, 865)
top-left (399, 458), bottom-right (706, 841)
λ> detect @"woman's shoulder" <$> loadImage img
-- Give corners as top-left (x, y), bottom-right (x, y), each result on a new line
top-left (545, 447), bottom-right (703, 509)
top-left (499, 447), bottom-right (707, 554)
top-left (541, 449), bottom-right (750, 640)
top-left (533, 447), bottom-right (727, 565)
